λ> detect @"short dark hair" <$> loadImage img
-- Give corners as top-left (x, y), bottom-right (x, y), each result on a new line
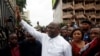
top-left (70, 28), bottom-right (84, 40)
top-left (81, 20), bottom-right (92, 25)
top-left (8, 32), bottom-right (17, 38)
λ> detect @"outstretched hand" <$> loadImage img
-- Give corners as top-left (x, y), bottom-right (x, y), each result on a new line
top-left (15, 6), bottom-right (21, 22)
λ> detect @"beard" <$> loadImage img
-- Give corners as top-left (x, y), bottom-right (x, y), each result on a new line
top-left (48, 33), bottom-right (58, 38)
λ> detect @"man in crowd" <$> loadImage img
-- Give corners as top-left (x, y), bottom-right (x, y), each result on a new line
top-left (16, 14), bottom-right (72, 56)
top-left (0, 33), bottom-right (22, 56)
top-left (67, 26), bottom-right (74, 41)
top-left (80, 27), bottom-right (100, 56)
top-left (60, 26), bottom-right (71, 42)
top-left (20, 31), bottom-right (42, 56)
top-left (80, 20), bottom-right (92, 42)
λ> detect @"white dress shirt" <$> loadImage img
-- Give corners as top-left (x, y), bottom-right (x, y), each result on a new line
top-left (20, 20), bottom-right (72, 56)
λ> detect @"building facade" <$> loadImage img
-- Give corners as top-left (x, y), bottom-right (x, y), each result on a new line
top-left (62, 0), bottom-right (100, 25)
top-left (0, 0), bottom-right (16, 30)
top-left (0, 0), bottom-right (16, 48)
top-left (21, 10), bottom-right (30, 20)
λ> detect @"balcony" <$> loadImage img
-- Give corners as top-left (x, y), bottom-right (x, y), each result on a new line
top-left (96, 0), bottom-right (100, 4)
top-left (85, 10), bottom-right (95, 15)
top-left (75, 0), bottom-right (84, 4)
top-left (76, 14), bottom-right (86, 19)
top-left (74, 3), bottom-right (84, 10)
top-left (85, 0), bottom-right (94, 2)
top-left (85, 3), bottom-right (95, 10)
top-left (62, 0), bottom-right (73, 4)
top-left (96, 5), bottom-right (100, 10)
top-left (63, 12), bottom-right (73, 16)
top-left (63, 9), bottom-right (73, 15)
top-left (62, 3), bottom-right (73, 10)
top-left (96, 10), bottom-right (100, 15)
top-left (89, 15), bottom-right (96, 18)
top-left (96, 14), bottom-right (100, 19)
top-left (96, 16), bottom-right (100, 19)
top-left (75, 10), bottom-right (84, 15)
top-left (63, 13), bottom-right (73, 19)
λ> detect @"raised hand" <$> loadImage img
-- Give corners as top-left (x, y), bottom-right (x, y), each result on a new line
top-left (15, 6), bottom-right (21, 22)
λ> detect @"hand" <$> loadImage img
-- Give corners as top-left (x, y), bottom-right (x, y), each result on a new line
top-left (15, 6), bottom-right (21, 22)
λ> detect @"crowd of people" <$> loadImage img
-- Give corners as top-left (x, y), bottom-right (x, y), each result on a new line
top-left (0, 10), bottom-right (100, 56)
top-left (0, 17), bottom-right (100, 56)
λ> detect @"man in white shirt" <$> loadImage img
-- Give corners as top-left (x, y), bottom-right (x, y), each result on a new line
top-left (16, 13), bottom-right (72, 56)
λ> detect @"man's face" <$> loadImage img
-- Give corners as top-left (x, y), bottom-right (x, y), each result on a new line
top-left (46, 23), bottom-right (59, 38)
top-left (9, 34), bottom-right (18, 45)
top-left (80, 23), bottom-right (91, 30)
top-left (67, 27), bottom-right (74, 36)
top-left (25, 32), bottom-right (35, 42)
top-left (89, 28), bottom-right (100, 40)
top-left (61, 29), bottom-right (68, 37)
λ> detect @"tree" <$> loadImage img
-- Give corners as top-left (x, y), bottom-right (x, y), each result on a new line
top-left (52, 0), bottom-right (59, 9)
top-left (22, 16), bottom-right (32, 26)
top-left (16, 0), bottom-right (26, 12)
top-left (59, 23), bottom-right (67, 28)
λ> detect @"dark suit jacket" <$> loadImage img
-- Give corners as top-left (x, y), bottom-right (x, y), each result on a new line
top-left (0, 40), bottom-right (42, 56)
top-left (19, 40), bottom-right (42, 56)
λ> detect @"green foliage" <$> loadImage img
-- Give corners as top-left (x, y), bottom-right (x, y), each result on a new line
top-left (52, 0), bottom-right (56, 7)
top-left (22, 16), bottom-right (32, 26)
top-left (59, 23), bottom-right (67, 28)
top-left (52, 0), bottom-right (59, 9)
top-left (16, 0), bottom-right (26, 12)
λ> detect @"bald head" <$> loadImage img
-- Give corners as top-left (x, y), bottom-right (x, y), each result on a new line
top-left (48, 22), bottom-right (60, 30)
top-left (47, 22), bottom-right (60, 38)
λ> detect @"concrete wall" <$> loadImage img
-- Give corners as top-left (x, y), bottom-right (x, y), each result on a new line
top-left (53, 0), bottom-right (63, 23)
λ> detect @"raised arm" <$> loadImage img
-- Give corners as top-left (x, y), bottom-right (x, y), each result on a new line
top-left (20, 20), bottom-right (45, 43)
top-left (16, 7), bottom-right (45, 43)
